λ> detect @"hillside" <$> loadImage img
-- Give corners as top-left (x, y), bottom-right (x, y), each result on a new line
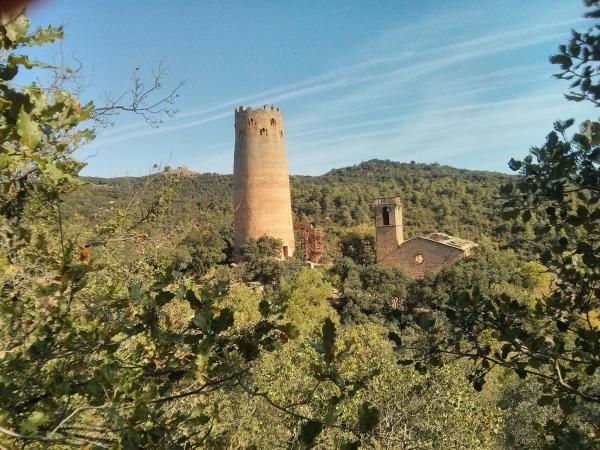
top-left (64, 159), bottom-right (523, 249)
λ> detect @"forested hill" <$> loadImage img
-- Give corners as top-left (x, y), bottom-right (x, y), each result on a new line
top-left (65, 159), bottom-right (520, 246)
top-left (291, 160), bottom-right (513, 242)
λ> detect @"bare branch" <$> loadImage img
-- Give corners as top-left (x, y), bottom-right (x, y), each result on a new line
top-left (92, 63), bottom-right (184, 128)
top-left (50, 405), bottom-right (107, 436)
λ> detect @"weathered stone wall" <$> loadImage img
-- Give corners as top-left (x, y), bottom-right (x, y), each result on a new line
top-left (371, 197), bottom-right (404, 265)
top-left (381, 237), bottom-right (465, 278)
top-left (374, 226), bottom-right (403, 266)
top-left (233, 105), bottom-right (295, 257)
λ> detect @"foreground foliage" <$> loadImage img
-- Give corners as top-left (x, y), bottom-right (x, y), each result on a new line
top-left (1, 3), bottom-right (599, 449)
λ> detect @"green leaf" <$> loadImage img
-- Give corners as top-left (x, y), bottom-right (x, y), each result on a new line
top-left (322, 318), bottom-right (336, 364)
top-left (299, 420), bottom-right (323, 448)
top-left (388, 331), bottom-right (402, 348)
top-left (25, 25), bottom-right (64, 46)
top-left (192, 310), bottom-right (211, 330)
top-left (124, 323), bottom-right (145, 337)
top-left (185, 289), bottom-right (202, 311)
top-left (155, 291), bottom-right (175, 307)
top-left (129, 282), bottom-right (142, 302)
top-left (416, 312), bottom-right (436, 330)
top-left (4, 13), bottom-right (29, 42)
top-left (565, 93), bottom-right (585, 102)
top-left (341, 441), bottom-right (361, 450)
top-left (500, 343), bottom-right (512, 360)
top-left (210, 308), bottom-right (234, 333)
top-left (0, 63), bottom-right (18, 81)
top-left (278, 323), bottom-right (299, 339)
top-left (258, 299), bottom-right (270, 316)
top-left (473, 378), bottom-right (485, 392)
top-left (549, 54), bottom-right (573, 70)
top-left (508, 158), bottom-right (523, 171)
top-left (8, 54), bottom-right (72, 72)
top-left (396, 359), bottom-right (413, 365)
top-left (358, 401), bottom-right (379, 433)
top-left (16, 107), bottom-right (41, 150)
top-left (322, 318), bottom-right (336, 349)
top-left (19, 411), bottom-right (47, 434)
top-left (558, 396), bottom-right (576, 415)
top-left (537, 395), bottom-right (554, 407)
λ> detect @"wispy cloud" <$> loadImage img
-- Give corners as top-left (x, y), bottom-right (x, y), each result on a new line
top-left (92, 18), bottom-right (577, 145)
top-left (80, 7), bottom-right (594, 177)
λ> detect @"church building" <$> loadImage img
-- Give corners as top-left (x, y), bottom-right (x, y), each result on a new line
top-left (371, 197), bottom-right (477, 278)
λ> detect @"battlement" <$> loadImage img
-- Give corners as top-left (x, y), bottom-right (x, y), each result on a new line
top-left (235, 105), bottom-right (283, 117)
top-left (235, 105), bottom-right (285, 139)
top-left (371, 197), bottom-right (403, 208)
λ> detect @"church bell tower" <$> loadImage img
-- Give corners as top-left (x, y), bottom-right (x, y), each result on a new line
top-left (371, 197), bottom-right (403, 265)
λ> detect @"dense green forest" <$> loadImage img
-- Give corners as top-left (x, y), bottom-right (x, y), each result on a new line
top-left (63, 159), bottom-right (531, 258)
top-left (66, 160), bottom-right (511, 239)
top-left (1, 5), bottom-right (598, 450)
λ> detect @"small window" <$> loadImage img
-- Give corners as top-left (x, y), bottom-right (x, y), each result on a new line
top-left (283, 246), bottom-right (289, 257)
top-left (271, 118), bottom-right (276, 125)
top-left (415, 254), bottom-right (424, 264)
top-left (382, 206), bottom-right (390, 225)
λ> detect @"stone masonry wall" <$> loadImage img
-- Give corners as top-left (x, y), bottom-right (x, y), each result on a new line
top-left (375, 226), bottom-right (404, 267)
top-left (233, 106), bottom-right (295, 257)
top-left (390, 237), bottom-right (465, 278)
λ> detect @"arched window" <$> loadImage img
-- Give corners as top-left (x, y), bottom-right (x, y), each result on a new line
top-left (271, 118), bottom-right (276, 126)
top-left (382, 206), bottom-right (390, 225)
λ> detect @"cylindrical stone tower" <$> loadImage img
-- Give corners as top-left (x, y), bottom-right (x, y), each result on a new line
top-left (233, 105), bottom-right (295, 257)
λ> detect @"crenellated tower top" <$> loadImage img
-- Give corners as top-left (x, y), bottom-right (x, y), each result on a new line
top-left (234, 105), bottom-right (285, 140)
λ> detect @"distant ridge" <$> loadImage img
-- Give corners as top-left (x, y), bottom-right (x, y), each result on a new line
top-left (163, 166), bottom-right (198, 176)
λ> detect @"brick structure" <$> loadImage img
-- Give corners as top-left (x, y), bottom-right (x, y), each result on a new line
top-left (371, 197), bottom-right (476, 278)
top-left (294, 221), bottom-right (325, 262)
top-left (233, 105), bottom-right (295, 258)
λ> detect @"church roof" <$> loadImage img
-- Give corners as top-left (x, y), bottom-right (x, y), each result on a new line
top-left (421, 233), bottom-right (477, 251)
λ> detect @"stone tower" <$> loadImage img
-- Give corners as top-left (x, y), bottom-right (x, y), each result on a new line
top-left (233, 105), bottom-right (295, 257)
top-left (371, 197), bottom-right (403, 265)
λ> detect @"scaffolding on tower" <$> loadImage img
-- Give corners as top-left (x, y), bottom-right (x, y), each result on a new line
top-left (293, 221), bottom-right (325, 262)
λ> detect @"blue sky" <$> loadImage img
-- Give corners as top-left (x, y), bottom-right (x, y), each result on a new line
top-left (28, 0), bottom-right (598, 176)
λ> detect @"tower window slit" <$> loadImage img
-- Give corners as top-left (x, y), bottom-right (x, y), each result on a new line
top-left (382, 207), bottom-right (390, 225)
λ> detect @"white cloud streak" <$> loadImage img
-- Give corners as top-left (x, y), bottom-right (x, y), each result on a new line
top-left (90, 17), bottom-right (579, 148)
top-left (81, 11), bottom-right (595, 178)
